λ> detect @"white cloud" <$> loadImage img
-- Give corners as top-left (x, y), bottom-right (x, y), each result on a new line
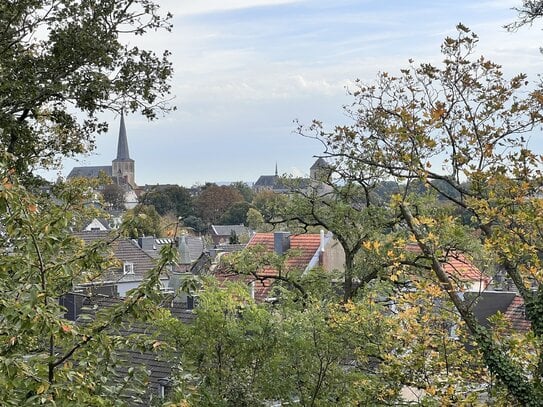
top-left (161, 0), bottom-right (305, 16)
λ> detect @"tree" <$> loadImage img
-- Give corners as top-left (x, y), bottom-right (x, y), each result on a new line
top-left (195, 184), bottom-right (244, 226)
top-left (101, 183), bottom-right (126, 210)
top-left (270, 178), bottom-right (398, 301)
top-left (0, 159), bottom-right (177, 404)
top-left (160, 281), bottom-right (405, 406)
top-left (183, 215), bottom-right (208, 235)
top-left (231, 181), bottom-right (254, 203)
top-left (0, 0), bottom-right (173, 177)
top-left (140, 185), bottom-right (194, 218)
top-left (252, 190), bottom-right (288, 223)
top-left (305, 24), bottom-right (543, 404)
top-left (219, 201), bottom-right (252, 225)
top-left (122, 204), bottom-right (162, 238)
top-left (508, 1), bottom-right (543, 30)
top-left (246, 208), bottom-right (267, 232)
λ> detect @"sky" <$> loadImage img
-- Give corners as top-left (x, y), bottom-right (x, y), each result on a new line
top-left (52, 0), bottom-right (543, 187)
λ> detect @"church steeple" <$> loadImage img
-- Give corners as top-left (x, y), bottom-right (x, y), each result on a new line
top-left (275, 162), bottom-right (278, 177)
top-left (116, 110), bottom-right (130, 160)
top-left (112, 110), bottom-right (136, 188)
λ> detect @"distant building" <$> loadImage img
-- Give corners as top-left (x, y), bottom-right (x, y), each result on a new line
top-left (215, 230), bottom-right (345, 302)
top-left (253, 158), bottom-right (330, 194)
top-left (72, 231), bottom-right (168, 297)
top-left (253, 163), bottom-right (290, 193)
top-left (210, 224), bottom-right (253, 245)
top-left (67, 111), bottom-right (138, 208)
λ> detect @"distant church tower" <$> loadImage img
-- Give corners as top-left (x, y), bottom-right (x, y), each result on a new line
top-left (111, 110), bottom-right (136, 188)
top-left (310, 158), bottom-right (329, 181)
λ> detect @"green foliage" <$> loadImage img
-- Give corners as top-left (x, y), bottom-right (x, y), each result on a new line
top-left (122, 204), bottom-right (162, 238)
top-left (102, 183), bottom-right (126, 210)
top-left (218, 201), bottom-right (252, 225)
top-left (303, 24), bottom-right (543, 404)
top-left (0, 155), bottom-right (174, 405)
top-left (183, 215), bottom-right (208, 234)
top-left (195, 184), bottom-right (244, 226)
top-left (231, 181), bottom-right (254, 203)
top-left (141, 185), bottom-right (194, 218)
top-left (251, 190), bottom-right (288, 222)
top-left (228, 230), bottom-right (240, 244)
top-left (162, 281), bottom-right (403, 406)
top-left (0, 0), bottom-right (173, 177)
top-left (274, 180), bottom-right (398, 301)
top-left (245, 207), bottom-right (267, 232)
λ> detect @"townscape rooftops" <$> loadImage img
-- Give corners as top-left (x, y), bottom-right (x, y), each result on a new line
top-left (248, 232), bottom-right (322, 271)
top-left (468, 291), bottom-right (517, 327)
top-left (77, 295), bottom-right (195, 405)
top-left (74, 231), bottom-right (162, 283)
top-left (254, 175), bottom-right (279, 187)
top-left (215, 232), bottom-right (325, 301)
top-left (141, 236), bottom-right (205, 263)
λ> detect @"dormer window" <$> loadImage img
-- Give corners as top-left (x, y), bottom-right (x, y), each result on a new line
top-left (123, 262), bottom-right (134, 275)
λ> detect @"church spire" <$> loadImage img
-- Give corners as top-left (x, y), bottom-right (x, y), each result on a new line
top-left (275, 162), bottom-right (278, 176)
top-left (116, 110), bottom-right (130, 160)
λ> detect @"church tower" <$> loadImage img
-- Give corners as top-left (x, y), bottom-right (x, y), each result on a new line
top-left (111, 110), bottom-right (136, 188)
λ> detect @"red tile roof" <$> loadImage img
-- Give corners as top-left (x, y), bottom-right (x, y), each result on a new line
top-left (247, 233), bottom-right (322, 271)
top-left (216, 233), bottom-right (323, 302)
top-left (405, 243), bottom-right (490, 288)
top-left (504, 295), bottom-right (531, 333)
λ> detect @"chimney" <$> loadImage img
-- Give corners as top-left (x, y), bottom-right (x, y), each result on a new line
top-left (319, 229), bottom-right (325, 266)
top-left (138, 236), bottom-right (156, 251)
top-left (274, 231), bottom-right (290, 255)
top-left (178, 235), bottom-right (192, 266)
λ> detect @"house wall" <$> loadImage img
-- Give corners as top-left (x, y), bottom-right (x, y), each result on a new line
top-left (322, 239), bottom-right (345, 272)
top-left (84, 218), bottom-right (108, 231)
top-left (118, 281), bottom-right (140, 297)
top-left (117, 279), bottom-right (170, 297)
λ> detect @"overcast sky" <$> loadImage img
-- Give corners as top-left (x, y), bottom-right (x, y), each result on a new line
top-left (54, 0), bottom-right (542, 187)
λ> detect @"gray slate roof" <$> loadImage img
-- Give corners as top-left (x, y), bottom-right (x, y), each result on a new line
top-left (254, 175), bottom-right (279, 187)
top-left (67, 165), bottom-right (112, 179)
top-left (310, 157), bottom-right (329, 169)
top-left (77, 295), bottom-right (195, 406)
top-left (139, 236), bottom-right (205, 264)
top-left (468, 291), bottom-right (517, 327)
top-left (74, 231), bottom-right (163, 284)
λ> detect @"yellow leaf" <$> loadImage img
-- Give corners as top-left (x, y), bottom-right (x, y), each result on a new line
top-left (36, 383), bottom-right (49, 394)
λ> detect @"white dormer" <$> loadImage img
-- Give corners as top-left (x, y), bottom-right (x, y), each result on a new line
top-left (123, 262), bottom-right (134, 275)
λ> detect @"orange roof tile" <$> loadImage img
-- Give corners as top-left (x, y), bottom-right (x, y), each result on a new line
top-left (405, 243), bottom-right (490, 287)
top-left (247, 233), bottom-right (322, 271)
top-left (215, 233), bottom-right (323, 302)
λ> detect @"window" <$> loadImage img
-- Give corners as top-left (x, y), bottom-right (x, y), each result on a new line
top-left (123, 262), bottom-right (134, 275)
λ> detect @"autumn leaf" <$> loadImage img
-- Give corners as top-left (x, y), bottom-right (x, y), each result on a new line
top-left (36, 383), bottom-right (49, 394)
